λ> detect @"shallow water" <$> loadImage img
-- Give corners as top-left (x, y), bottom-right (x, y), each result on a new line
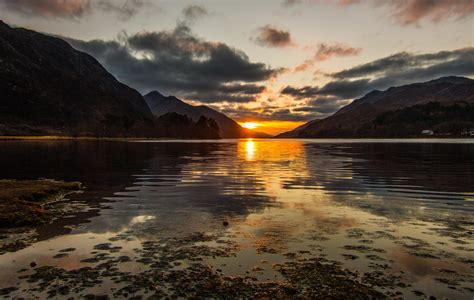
top-left (0, 139), bottom-right (473, 298)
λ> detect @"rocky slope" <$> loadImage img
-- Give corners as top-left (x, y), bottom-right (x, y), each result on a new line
top-left (278, 77), bottom-right (474, 138)
top-left (144, 91), bottom-right (271, 138)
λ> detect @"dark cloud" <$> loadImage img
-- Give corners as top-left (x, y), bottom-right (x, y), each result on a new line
top-left (294, 98), bottom-right (350, 115)
top-left (183, 84), bottom-right (266, 104)
top-left (254, 25), bottom-right (293, 48)
top-left (0, 0), bottom-right (147, 20)
top-left (295, 43), bottom-right (361, 72)
top-left (218, 83), bottom-right (266, 94)
top-left (66, 23), bottom-right (280, 103)
top-left (281, 80), bottom-right (370, 101)
top-left (281, 85), bottom-right (319, 99)
top-left (182, 5), bottom-right (209, 23)
top-left (317, 79), bottom-right (371, 99)
top-left (331, 48), bottom-right (474, 80)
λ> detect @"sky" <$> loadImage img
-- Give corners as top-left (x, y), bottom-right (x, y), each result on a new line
top-left (1, 0), bottom-right (473, 134)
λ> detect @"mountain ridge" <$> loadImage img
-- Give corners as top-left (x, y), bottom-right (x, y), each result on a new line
top-left (277, 76), bottom-right (474, 138)
top-left (144, 91), bottom-right (271, 138)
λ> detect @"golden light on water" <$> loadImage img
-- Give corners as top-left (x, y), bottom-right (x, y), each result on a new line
top-left (245, 139), bottom-right (255, 161)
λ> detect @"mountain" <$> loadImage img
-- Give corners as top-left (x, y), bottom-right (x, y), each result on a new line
top-left (0, 21), bottom-right (220, 139)
top-left (277, 77), bottom-right (474, 138)
top-left (0, 21), bottom-right (156, 136)
top-left (144, 91), bottom-right (271, 138)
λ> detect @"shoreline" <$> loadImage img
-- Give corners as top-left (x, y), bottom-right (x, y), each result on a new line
top-left (0, 179), bottom-right (83, 228)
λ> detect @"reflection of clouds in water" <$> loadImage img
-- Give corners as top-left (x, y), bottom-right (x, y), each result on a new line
top-left (389, 245), bottom-right (471, 278)
top-left (129, 215), bottom-right (155, 226)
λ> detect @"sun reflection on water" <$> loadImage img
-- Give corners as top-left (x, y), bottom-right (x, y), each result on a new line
top-left (245, 139), bottom-right (255, 161)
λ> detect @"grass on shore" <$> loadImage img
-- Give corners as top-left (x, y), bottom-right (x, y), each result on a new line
top-left (0, 179), bottom-right (82, 227)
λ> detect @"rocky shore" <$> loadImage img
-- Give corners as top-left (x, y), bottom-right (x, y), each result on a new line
top-left (0, 179), bottom-right (82, 228)
top-left (0, 179), bottom-right (83, 253)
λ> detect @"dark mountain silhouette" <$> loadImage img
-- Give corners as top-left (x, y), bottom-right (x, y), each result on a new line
top-left (0, 21), bottom-right (220, 139)
top-left (144, 91), bottom-right (271, 138)
top-left (277, 77), bottom-right (474, 138)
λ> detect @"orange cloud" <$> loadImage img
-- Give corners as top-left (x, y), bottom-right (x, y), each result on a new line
top-left (295, 42), bottom-right (361, 72)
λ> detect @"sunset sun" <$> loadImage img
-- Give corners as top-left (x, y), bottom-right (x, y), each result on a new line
top-left (241, 122), bottom-right (260, 130)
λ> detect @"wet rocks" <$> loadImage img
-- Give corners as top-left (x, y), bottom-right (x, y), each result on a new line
top-left (59, 247), bottom-right (76, 252)
top-left (0, 179), bottom-right (82, 228)
top-left (93, 243), bottom-right (122, 252)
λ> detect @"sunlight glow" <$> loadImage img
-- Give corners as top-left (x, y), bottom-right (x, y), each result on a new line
top-left (241, 122), bottom-right (260, 130)
top-left (245, 139), bottom-right (255, 161)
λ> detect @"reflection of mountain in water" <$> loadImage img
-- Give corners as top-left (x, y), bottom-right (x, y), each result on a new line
top-left (282, 142), bottom-right (474, 222)
top-left (0, 141), bottom-right (157, 239)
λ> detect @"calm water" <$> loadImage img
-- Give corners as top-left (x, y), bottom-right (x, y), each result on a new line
top-left (0, 139), bottom-right (473, 298)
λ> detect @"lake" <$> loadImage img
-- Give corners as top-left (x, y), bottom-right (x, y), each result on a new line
top-left (0, 139), bottom-right (473, 298)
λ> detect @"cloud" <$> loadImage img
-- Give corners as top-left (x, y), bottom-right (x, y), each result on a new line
top-left (338, 0), bottom-right (474, 26)
top-left (253, 25), bottom-right (294, 48)
top-left (96, 0), bottom-right (147, 21)
top-left (184, 84), bottom-right (267, 104)
top-left (293, 97), bottom-right (350, 114)
top-left (283, 0), bottom-right (473, 26)
top-left (66, 23), bottom-right (281, 103)
top-left (0, 0), bottom-right (91, 18)
top-left (182, 5), bottom-right (209, 23)
top-left (295, 43), bottom-right (361, 72)
top-left (313, 43), bottom-right (361, 61)
top-left (381, 0), bottom-right (474, 26)
top-left (281, 85), bottom-right (319, 99)
top-left (0, 0), bottom-right (147, 20)
top-left (331, 48), bottom-right (474, 81)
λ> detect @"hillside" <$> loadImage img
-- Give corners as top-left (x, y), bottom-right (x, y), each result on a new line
top-left (0, 21), bottom-right (157, 136)
top-left (277, 77), bottom-right (474, 138)
top-left (0, 21), bottom-right (221, 139)
top-left (144, 91), bottom-right (271, 138)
